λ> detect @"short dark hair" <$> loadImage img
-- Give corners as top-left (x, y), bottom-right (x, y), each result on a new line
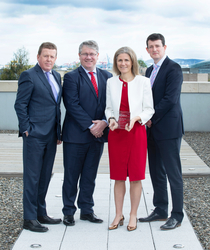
top-left (38, 42), bottom-right (57, 55)
top-left (146, 33), bottom-right (165, 47)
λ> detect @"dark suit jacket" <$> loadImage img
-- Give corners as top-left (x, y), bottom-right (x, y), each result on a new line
top-left (62, 66), bottom-right (112, 143)
top-left (146, 56), bottom-right (184, 140)
top-left (15, 63), bottom-right (62, 140)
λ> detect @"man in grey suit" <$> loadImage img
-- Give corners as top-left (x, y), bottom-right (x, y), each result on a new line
top-left (15, 42), bottom-right (62, 232)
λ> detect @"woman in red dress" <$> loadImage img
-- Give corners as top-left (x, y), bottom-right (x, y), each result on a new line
top-left (105, 47), bottom-right (154, 231)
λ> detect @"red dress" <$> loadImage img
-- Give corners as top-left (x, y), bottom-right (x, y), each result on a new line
top-left (108, 78), bottom-right (147, 181)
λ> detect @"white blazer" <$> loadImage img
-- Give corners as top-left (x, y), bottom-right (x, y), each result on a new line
top-left (105, 75), bottom-right (154, 125)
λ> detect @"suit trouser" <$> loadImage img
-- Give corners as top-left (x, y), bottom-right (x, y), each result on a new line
top-left (62, 141), bottom-right (104, 215)
top-left (147, 132), bottom-right (184, 222)
top-left (22, 133), bottom-right (57, 220)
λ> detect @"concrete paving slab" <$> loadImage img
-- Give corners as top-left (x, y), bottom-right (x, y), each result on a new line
top-left (12, 173), bottom-right (204, 250)
top-left (0, 134), bottom-right (210, 176)
top-left (0, 133), bottom-right (206, 249)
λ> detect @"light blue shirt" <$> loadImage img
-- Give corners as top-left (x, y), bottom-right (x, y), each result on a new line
top-left (38, 62), bottom-right (60, 94)
top-left (151, 55), bottom-right (167, 79)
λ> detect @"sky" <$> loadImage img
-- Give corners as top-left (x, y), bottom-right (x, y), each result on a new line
top-left (0, 0), bottom-right (210, 66)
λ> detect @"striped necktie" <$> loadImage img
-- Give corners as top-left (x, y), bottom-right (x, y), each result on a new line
top-left (150, 64), bottom-right (159, 87)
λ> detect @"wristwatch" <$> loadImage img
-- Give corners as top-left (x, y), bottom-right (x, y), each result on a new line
top-left (108, 117), bottom-right (116, 123)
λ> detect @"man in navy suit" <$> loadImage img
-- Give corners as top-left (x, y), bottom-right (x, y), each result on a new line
top-left (139, 34), bottom-right (184, 230)
top-left (62, 40), bottom-right (112, 226)
top-left (15, 42), bottom-right (62, 232)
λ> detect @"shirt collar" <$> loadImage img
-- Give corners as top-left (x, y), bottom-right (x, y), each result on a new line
top-left (37, 62), bottom-right (52, 74)
top-left (81, 65), bottom-right (97, 74)
top-left (153, 55), bottom-right (167, 68)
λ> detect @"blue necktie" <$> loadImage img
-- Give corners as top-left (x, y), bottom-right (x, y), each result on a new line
top-left (45, 72), bottom-right (58, 102)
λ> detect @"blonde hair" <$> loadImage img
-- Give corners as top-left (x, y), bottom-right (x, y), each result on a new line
top-left (113, 47), bottom-right (139, 76)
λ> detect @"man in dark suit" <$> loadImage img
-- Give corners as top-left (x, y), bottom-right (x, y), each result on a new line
top-left (139, 33), bottom-right (184, 230)
top-left (62, 40), bottom-right (112, 226)
top-left (14, 42), bottom-right (62, 232)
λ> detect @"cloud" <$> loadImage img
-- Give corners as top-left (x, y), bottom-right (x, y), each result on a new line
top-left (0, 0), bottom-right (210, 65)
top-left (3, 0), bottom-right (142, 13)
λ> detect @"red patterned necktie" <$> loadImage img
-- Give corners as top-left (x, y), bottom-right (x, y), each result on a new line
top-left (89, 72), bottom-right (98, 97)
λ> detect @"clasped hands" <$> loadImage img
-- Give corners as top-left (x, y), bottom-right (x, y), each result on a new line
top-left (90, 120), bottom-right (107, 138)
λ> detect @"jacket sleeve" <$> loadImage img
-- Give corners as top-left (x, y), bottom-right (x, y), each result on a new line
top-left (63, 73), bottom-right (93, 131)
top-left (14, 71), bottom-right (34, 134)
top-left (105, 77), bottom-right (115, 121)
top-left (152, 63), bottom-right (183, 125)
top-left (138, 78), bottom-right (155, 125)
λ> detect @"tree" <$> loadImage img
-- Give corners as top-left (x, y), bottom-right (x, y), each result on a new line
top-left (0, 47), bottom-right (31, 80)
top-left (138, 59), bottom-right (147, 68)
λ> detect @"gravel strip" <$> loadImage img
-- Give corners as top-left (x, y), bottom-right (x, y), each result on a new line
top-left (0, 177), bottom-right (23, 250)
top-left (0, 132), bottom-right (209, 250)
top-left (183, 132), bottom-right (210, 250)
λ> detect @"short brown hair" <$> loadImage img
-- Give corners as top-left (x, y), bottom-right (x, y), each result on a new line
top-left (113, 47), bottom-right (139, 76)
top-left (38, 42), bottom-right (57, 55)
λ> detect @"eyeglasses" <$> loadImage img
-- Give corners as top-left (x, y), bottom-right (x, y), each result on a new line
top-left (80, 53), bottom-right (97, 57)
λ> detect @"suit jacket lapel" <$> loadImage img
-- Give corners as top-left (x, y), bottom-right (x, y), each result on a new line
top-left (79, 66), bottom-right (98, 100)
top-left (35, 64), bottom-right (56, 102)
top-left (147, 66), bottom-right (153, 78)
top-left (52, 70), bottom-right (62, 103)
top-left (96, 68), bottom-right (104, 102)
top-left (151, 56), bottom-right (169, 91)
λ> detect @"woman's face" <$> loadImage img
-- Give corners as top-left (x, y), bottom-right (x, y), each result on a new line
top-left (116, 53), bottom-right (132, 75)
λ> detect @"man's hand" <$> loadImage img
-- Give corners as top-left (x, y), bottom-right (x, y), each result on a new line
top-left (90, 120), bottom-right (107, 138)
top-left (57, 140), bottom-right (62, 145)
top-left (25, 131), bottom-right (29, 137)
top-left (146, 120), bottom-right (152, 128)
top-left (109, 119), bottom-right (118, 131)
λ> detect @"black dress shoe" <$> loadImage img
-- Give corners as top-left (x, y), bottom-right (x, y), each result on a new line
top-left (23, 220), bottom-right (48, 232)
top-left (139, 211), bottom-right (168, 222)
top-left (80, 213), bottom-right (103, 223)
top-left (160, 217), bottom-right (181, 230)
top-left (63, 215), bottom-right (75, 226)
top-left (37, 215), bottom-right (62, 224)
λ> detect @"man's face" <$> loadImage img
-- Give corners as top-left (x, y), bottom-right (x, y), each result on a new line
top-left (79, 46), bottom-right (99, 71)
top-left (146, 39), bottom-right (166, 64)
top-left (37, 48), bottom-right (57, 72)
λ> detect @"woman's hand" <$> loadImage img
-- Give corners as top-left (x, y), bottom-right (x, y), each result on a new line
top-left (109, 119), bottom-right (118, 131)
top-left (125, 116), bottom-right (141, 132)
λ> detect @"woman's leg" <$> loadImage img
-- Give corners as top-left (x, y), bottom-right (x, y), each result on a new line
top-left (110, 180), bottom-right (126, 226)
top-left (128, 180), bottom-right (142, 227)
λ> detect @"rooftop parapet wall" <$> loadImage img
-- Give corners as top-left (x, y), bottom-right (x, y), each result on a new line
top-left (183, 73), bottom-right (208, 82)
top-left (1, 80), bottom-right (210, 93)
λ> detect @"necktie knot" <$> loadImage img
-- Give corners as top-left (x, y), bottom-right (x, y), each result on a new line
top-left (154, 64), bottom-right (159, 70)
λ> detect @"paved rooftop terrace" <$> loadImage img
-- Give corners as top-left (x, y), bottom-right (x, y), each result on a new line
top-left (0, 133), bottom-right (208, 250)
